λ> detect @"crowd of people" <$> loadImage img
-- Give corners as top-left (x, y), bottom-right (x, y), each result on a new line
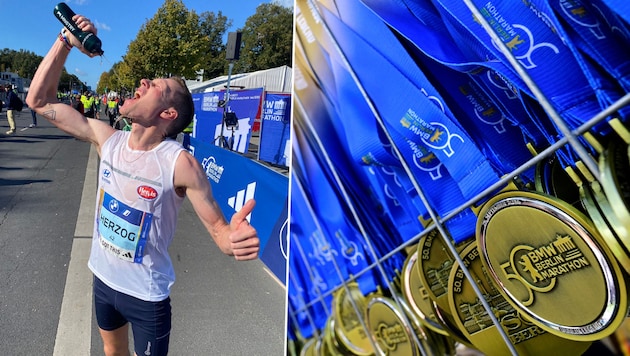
top-left (2, 87), bottom-right (132, 134)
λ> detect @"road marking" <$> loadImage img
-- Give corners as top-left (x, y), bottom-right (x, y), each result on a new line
top-left (53, 145), bottom-right (97, 356)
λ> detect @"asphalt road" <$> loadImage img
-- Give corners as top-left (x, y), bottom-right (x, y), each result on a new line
top-left (0, 109), bottom-right (286, 355)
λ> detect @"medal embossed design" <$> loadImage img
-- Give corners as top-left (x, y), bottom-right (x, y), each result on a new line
top-left (580, 179), bottom-right (630, 274)
top-left (332, 283), bottom-right (375, 355)
top-left (477, 190), bottom-right (628, 341)
top-left (366, 294), bottom-right (419, 356)
top-left (414, 230), bottom-right (473, 345)
top-left (448, 242), bottom-right (592, 355)
top-left (401, 249), bottom-right (456, 337)
top-left (416, 229), bottom-right (466, 307)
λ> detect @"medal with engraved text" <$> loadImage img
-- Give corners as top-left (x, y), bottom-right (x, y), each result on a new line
top-left (401, 248), bottom-right (473, 347)
top-left (416, 229), bottom-right (470, 308)
top-left (366, 294), bottom-right (420, 356)
top-left (401, 249), bottom-right (456, 336)
top-left (332, 283), bottom-right (375, 355)
top-left (448, 242), bottom-right (592, 355)
top-left (477, 190), bottom-right (628, 341)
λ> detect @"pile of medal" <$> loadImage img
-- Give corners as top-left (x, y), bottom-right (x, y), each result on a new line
top-left (288, 0), bottom-right (630, 355)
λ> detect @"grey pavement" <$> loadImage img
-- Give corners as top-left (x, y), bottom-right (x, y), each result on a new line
top-left (0, 109), bottom-right (286, 355)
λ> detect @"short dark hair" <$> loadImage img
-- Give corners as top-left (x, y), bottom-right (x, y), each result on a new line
top-left (165, 77), bottom-right (194, 138)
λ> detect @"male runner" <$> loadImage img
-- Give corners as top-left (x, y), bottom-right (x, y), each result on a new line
top-left (27, 14), bottom-right (260, 356)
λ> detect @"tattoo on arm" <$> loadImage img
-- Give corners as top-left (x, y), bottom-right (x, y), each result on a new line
top-left (43, 108), bottom-right (56, 121)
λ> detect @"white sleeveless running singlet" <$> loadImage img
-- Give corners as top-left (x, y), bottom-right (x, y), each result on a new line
top-left (88, 131), bottom-right (185, 301)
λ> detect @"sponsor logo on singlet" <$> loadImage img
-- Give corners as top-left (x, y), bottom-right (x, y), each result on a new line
top-left (137, 185), bottom-right (158, 200)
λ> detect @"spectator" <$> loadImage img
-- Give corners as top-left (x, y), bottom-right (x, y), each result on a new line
top-left (4, 85), bottom-right (17, 135)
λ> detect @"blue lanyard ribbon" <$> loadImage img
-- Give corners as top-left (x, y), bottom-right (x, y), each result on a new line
top-left (429, 0), bottom-right (614, 138)
top-left (525, 0), bottom-right (630, 121)
top-left (295, 39), bottom-right (412, 271)
top-left (293, 103), bottom-right (379, 297)
top-left (318, 0), bottom-right (502, 203)
top-left (289, 173), bottom-right (339, 337)
top-left (597, 0), bottom-right (630, 32)
top-left (358, 0), bottom-right (560, 157)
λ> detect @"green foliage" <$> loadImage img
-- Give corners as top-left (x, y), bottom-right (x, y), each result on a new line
top-left (1, 48), bottom-right (86, 93)
top-left (0, 48), bottom-right (42, 79)
top-left (59, 68), bottom-right (87, 93)
top-left (199, 11), bottom-right (232, 80)
top-left (122, 0), bottom-right (208, 84)
top-left (234, 3), bottom-right (293, 73)
top-left (109, 0), bottom-right (293, 86)
top-left (97, 61), bottom-right (135, 95)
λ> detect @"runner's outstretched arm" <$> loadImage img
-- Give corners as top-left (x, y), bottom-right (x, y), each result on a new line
top-left (26, 15), bottom-right (114, 150)
top-left (174, 151), bottom-right (260, 261)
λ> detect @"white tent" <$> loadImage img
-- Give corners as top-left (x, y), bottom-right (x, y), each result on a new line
top-left (187, 65), bottom-right (292, 94)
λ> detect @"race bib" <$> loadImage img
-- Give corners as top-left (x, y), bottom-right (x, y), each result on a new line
top-left (97, 190), bottom-right (152, 263)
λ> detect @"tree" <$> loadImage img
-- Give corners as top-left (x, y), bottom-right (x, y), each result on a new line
top-left (0, 48), bottom-right (85, 93)
top-left (96, 61), bottom-right (135, 95)
top-left (0, 48), bottom-right (43, 79)
top-left (59, 69), bottom-right (86, 93)
top-left (199, 11), bottom-right (232, 80)
top-left (122, 0), bottom-right (209, 86)
top-left (96, 72), bottom-right (112, 94)
top-left (234, 3), bottom-right (293, 73)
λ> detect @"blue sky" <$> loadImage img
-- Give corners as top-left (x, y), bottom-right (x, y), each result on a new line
top-left (1, 0), bottom-right (293, 90)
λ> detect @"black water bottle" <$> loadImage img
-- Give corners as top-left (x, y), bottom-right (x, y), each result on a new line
top-left (54, 2), bottom-right (104, 55)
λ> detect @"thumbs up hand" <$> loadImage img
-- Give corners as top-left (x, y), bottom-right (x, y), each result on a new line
top-left (228, 199), bottom-right (260, 261)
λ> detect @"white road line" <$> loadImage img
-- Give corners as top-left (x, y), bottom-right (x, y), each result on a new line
top-left (53, 145), bottom-right (98, 356)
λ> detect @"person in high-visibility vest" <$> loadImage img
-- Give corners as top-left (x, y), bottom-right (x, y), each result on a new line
top-left (106, 92), bottom-right (119, 127)
top-left (81, 91), bottom-right (97, 119)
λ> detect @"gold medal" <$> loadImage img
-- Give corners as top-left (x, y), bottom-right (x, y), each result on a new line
top-left (332, 282), bottom-right (375, 355)
top-left (319, 331), bottom-right (333, 356)
top-left (448, 242), bottom-right (592, 355)
top-left (580, 176), bottom-right (630, 274)
top-left (416, 229), bottom-right (470, 307)
top-left (365, 294), bottom-right (420, 356)
top-left (320, 316), bottom-right (343, 356)
top-left (395, 288), bottom-right (458, 356)
top-left (414, 229), bottom-right (475, 341)
top-left (401, 248), bottom-right (453, 336)
top-left (314, 335), bottom-right (324, 356)
top-left (299, 337), bottom-right (317, 356)
top-left (329, 315), bottom-right (358, 355)
top-left (400, 248), bottom-right (473, 347)
top-left (477, 190), bottom-right (628, 341)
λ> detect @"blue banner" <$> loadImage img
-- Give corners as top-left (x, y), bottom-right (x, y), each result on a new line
top-left (259, 92), bottom-right (291, 167)
top-left (191, 88), bottom-right (264, 154)
top-left (189, 137), bottom-right (288, 285)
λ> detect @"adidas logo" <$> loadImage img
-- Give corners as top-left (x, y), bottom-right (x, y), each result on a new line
top-left (228, 182), bottom-right (256, 221)
top-left (122, 252), bottom-right (133, 260)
